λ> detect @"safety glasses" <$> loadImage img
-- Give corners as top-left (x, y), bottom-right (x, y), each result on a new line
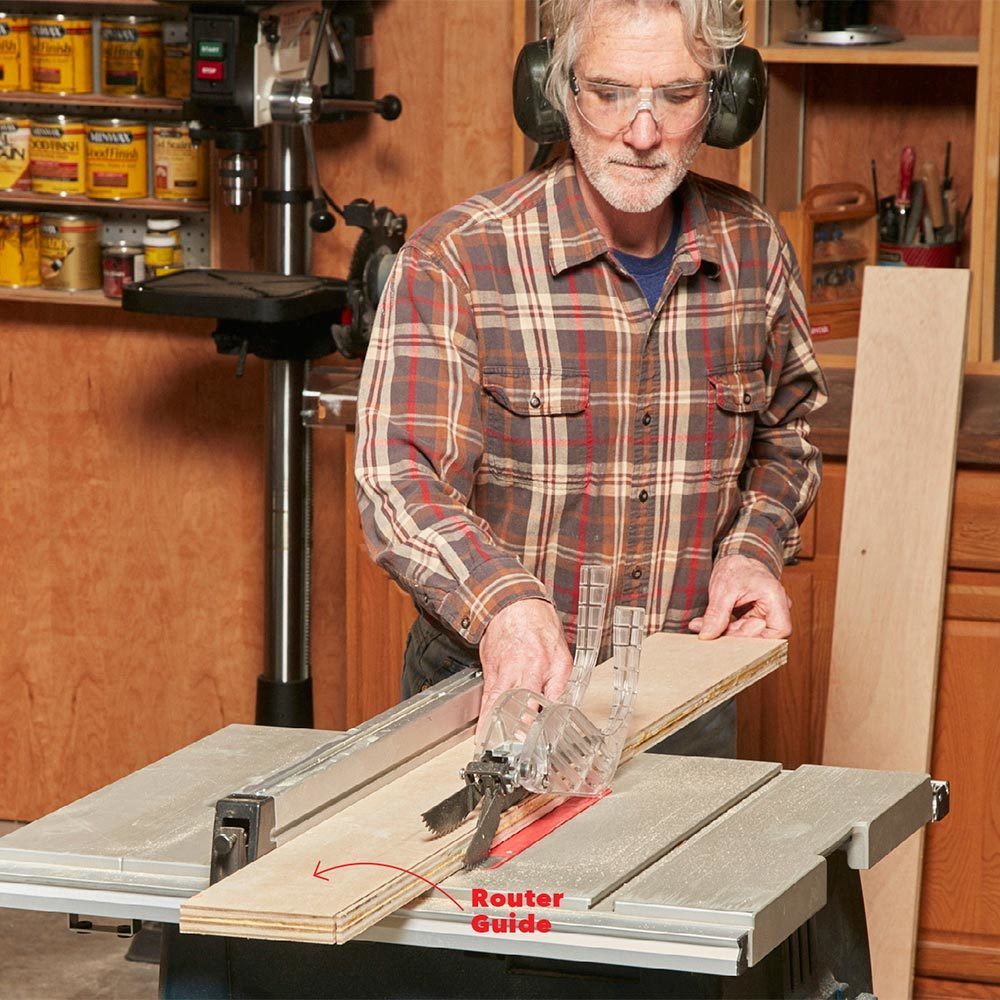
top-left (570, 72), bottom-right (713, 137)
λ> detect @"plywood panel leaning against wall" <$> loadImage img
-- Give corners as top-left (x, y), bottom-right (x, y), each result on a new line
top-left (822, 267), bottom-right (970, 999)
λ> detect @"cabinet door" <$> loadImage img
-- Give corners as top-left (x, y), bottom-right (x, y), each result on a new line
top-left (917, 616), bottom-right (1000, 984)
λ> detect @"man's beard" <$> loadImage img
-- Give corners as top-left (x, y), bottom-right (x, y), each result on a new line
top-left (569, 118), bottom-right (702, 214)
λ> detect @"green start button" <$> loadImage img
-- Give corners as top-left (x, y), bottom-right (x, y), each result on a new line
top-left (197, 39), bottom-right (225, 59)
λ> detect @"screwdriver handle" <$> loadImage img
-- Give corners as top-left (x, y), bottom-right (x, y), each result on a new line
top-left (898, 146), bottom-right (916, 206)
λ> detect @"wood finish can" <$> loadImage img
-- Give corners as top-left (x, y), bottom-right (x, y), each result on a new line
top-left (102, 242), bottom-right (144, 299)
top-left (163, 21), bottom-right (189, 100)
top-left (153, 125), bottom-right (207, 201)
top-left (29, 15), bottom-right (93, 95)
top-left (100, 16), bottom-right (163, 97)
top-left (40, 212), bottom-right (101, 290)
top-left (29, 115), bottom-right (85, 194)
top-left (0, 13), bottom-right (29, 92)
top-left (85, 119), bottom-right (148, 200)
top-left (0, 116), bottom-right (30, 190)
top-left (0, 211), bottom-right (41, 287)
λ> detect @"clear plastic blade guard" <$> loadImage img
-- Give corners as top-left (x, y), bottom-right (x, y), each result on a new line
top-left (476, 566), bottom-right (646, 797)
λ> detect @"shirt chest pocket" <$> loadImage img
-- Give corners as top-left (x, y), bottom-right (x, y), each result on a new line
top-left (481, 369), bottom-right (591, 493)
top-left (707, 366), bottom-right (768, 484)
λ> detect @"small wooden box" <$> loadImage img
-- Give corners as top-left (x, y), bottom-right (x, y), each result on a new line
top-left (779, 183), bottom-right (878, 342)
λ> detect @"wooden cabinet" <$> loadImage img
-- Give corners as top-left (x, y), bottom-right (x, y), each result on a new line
top-left (741, 0), bottom-right (1000, 363)
top-left (738, 457), bottom-right (1000, 989)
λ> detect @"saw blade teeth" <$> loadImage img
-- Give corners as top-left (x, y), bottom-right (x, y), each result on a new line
top-left (421, 813), bottom-right (463, 838)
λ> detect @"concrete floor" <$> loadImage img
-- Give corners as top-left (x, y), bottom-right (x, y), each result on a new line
top-left (0, 821), bottom-right (160, 999)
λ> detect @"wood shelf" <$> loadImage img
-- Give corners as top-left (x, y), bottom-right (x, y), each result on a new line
top-left (0, 286), bottom-right (116, 308)
top-left (0, 91), bottom-right (184, 113)
top-left (0, 190), bottom-right (209, 214)
top-left (761, 36), bottom-right (978, 68)
top-left (12, 0), bottom-right (175, 9)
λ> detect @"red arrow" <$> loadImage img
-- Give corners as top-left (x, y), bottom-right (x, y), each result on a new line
top-left (312, 860), bottom-right (465, 911)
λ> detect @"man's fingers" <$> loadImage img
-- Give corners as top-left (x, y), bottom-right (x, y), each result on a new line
top-left (767, 593), bottom-right (793, 637)
top-left (696, 599), bottom-right (734, 641)
top-left (726, 616), bottom-right (766, 638)
top-left (540, 656), bottom-right (573, 700)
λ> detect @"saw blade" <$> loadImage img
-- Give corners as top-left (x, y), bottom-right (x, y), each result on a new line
top-left (421, 783), bottom-right (482, 837)
top-left (463, 787), bottom-right (528, 869)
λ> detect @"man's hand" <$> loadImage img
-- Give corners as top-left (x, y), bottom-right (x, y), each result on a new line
top-left (688, 554), bottom-right (792, 640)
top-left (476, 599), bottom-right (574, 740)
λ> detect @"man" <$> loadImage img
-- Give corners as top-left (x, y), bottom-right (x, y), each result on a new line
top-left (355, 0), bottom-right (826, 749)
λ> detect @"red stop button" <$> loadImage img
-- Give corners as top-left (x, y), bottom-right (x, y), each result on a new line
top-left (196, 60), bottom-right (225, 81)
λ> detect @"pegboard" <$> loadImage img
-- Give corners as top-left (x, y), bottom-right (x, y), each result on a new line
top-left (98, 208), bottom-right (210, 268)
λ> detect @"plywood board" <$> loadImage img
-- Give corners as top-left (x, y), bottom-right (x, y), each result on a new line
top-left (822, 267), bottom-right (969, 999)
top-left (181, 633), bottom-right (786, 944)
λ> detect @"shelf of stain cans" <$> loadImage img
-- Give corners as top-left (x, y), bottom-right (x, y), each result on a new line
top-left (0, 8), bottom-right (204, 206)
top-left (0, 8), bottom-right (210, 306)
top-left (0, 9), bottom-right (190, 106)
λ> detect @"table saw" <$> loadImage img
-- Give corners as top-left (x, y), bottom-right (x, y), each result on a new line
top-left (0, 671), bottom-right (947, 999)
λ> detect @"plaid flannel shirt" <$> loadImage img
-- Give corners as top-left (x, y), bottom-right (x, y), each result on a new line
top-left (355, 155), bottom-right (827, 648)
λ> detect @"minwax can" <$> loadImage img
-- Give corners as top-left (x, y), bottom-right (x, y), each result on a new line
top-left (29, 15), bottom-right (93, 94)
top-left (100, 16), bottom-right (163, 97)
top-left (40, 212), bottom-right (101, 290)
top-left (0, 211), bottom-right (41, 287)
top-left (0, 116), bottom-right (30, 190)
top-left (0, 13), bottom-right (29, 92)
top-left (85, 119), bottom-right (148, 200)
top-left (153, 125), bottom-right (207, 201)
top-left (162, 21), bottom-right (189, 100)
top-left (29, 115), bottom-right (85, 195)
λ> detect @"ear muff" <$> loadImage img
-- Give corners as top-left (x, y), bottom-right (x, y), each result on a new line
top-left (702, 45), bottom-right (767, 149)
top-left (512, 39), bottom-right (767, 151)
top-left (513, 38), bottom-right (570, 146)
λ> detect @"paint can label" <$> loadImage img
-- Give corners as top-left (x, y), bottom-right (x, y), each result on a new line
top-left (0, 117), bottom-right (30, 190)
top-left (40, 214), bottom-right (102, 290)
top-left (153, 126), bottom-right (207, 201)
top-left (0, 15), bottom-right (29, 92)
top-left (29, 118), bottom-right (86, 194)
top-left (85, 121), bottom-right (148, 200)
top-left (30, 17), bottom-right (93, 94)
top-left (101, 18), bottom-right (163, 97)
top-left (0, 212), bottom-right (41, 287)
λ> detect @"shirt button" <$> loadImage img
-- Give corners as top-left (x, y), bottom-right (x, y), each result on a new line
top-left (638, 489), bottom-right (649, 503)
top-left (742, 392), bottom-right (752, 405)
top-left (631, 568), bottom-right (642, 580)
top-left (642, 413), bottom-right (652, 426)
top-left (461, 616), bottom-right (471, 629)
top-left (529, 394), bottom-right (541, 409)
